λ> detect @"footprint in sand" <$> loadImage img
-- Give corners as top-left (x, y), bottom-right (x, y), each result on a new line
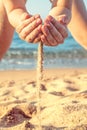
top-left (0, 103), bottom-right (37, 128)
top-left (0, 108), bottom-right (30, 127)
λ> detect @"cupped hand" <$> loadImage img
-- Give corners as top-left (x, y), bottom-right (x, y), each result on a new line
top-left (16, 13), bottom-right (43, 43)
top-left (41, 15), bottom-right (68, 46)
top-left (16, 14), bottom-right (68, 46)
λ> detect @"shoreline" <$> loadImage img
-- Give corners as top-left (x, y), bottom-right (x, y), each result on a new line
top-left (0, 68), bottom-right (87, 80)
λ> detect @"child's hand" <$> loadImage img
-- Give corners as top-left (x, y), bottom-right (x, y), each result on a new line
top-left (16, 13), bottom-right (43, 43)
top-left (49, 6), bottom-right (72, 25)
top-left (40, 6), bottom-right (71, 46)
top-left (41, 15), bottom-right (68, 46)
top-left (57, 14), bottom-right (71, 25)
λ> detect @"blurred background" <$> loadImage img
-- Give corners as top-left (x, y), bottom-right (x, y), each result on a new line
top-left (0, 0), bottom-right (87, 70)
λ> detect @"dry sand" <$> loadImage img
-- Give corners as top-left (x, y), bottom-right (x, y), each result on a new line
top-left (0, 68), bottom-right (87, 130)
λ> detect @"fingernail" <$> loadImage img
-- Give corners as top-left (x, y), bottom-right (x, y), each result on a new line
top-left (34, 14), bottom-right (40, 19)
top-left (37, 18), bottom-right (41, 24)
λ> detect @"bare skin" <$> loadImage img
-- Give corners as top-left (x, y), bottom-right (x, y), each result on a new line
top-left (3, 0), bottom-right (43, 43)
top-left (1, 0), bottom-right (87, 61)
top-left (68, 0), bottom-right (87, 49)
top-left (41, 0), bottom-right (72, 46)
top-left (0, 0), bottom-right (14, 60)
top-left (15, 0), bottom-right (72, 46)
top-left (0, 0), bottom-right (71, 59)
top-left (3, 0), bottom-right (71, 44)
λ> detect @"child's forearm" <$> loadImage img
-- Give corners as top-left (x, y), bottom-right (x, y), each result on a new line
top-left (57, 0), bottom-right (72, 10)
top-left (50, 0), bottom-right (72, 15)
top-left (68, 0), bottom-right (87, 49)
top-left (49, 0), bottom-right (72, 24)
top-left (3, 0), bottom-right (29, 28)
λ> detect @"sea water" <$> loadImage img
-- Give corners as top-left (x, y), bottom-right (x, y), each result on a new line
top-left (0, 32), bottom-right (87, 70)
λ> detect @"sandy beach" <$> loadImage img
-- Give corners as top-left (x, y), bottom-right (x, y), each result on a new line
top-left (0, 68), bottom-right (87, 130)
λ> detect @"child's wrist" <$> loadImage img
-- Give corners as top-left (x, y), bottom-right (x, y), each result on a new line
top-left (55, 6), bottom-right (71, 17)
top-left (49, 6), bottom-right (71, 23)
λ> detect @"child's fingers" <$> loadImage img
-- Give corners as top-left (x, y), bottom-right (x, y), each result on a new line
top-left (19, 18), bottom-right (42, 39)
top-left (33, 33), bottom-right (42, 43)
top-left (23, 25), bottom-right (42, 43)
top-left (57, 15), bottom-right (69, 25)
top-left (16, 14), bottom-right (42, 33)
top-left (46, 15), bottom-right (68, 38)
top-left (16, 16), bottom-right (35, 33)
top-left (41, 35), bottom-right (51, 46)
top-left (46, 21), bottom-right (64, 43)
top-left (41, 24), bottom-right (63, 46)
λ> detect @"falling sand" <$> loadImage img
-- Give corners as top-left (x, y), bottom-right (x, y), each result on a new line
top-left (36, 42), bottom-right (43, 130)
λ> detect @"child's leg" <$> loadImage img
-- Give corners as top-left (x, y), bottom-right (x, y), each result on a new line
top-left (0, 0), bottom-right (14, 60)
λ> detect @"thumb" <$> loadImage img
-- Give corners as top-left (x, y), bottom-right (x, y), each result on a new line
top-left (57, 15), bottom-right (69, 25)
top-left (20, 13), bottom-right (31, 21)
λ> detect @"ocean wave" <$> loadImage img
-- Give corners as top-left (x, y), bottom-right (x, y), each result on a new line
top-left (4, 47), bottom-right (87, 59)
top-left (0, 49), bottom-right (87, 70)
